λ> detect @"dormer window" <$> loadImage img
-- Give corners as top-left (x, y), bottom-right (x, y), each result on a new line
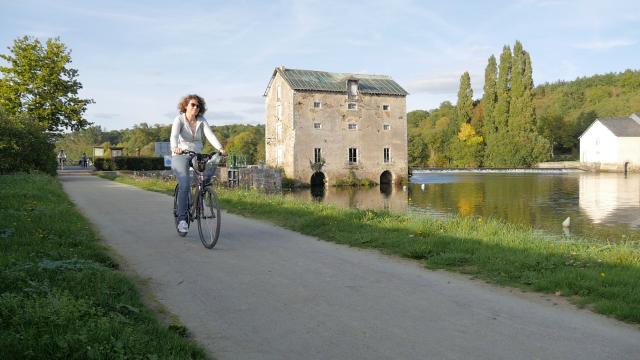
top-left (347, 79), bottom-right (358, 100)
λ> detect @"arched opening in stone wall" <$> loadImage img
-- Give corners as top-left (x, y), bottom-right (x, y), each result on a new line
top-left (379, 170), bottom-right (393, 185)
top-left (310, 172), bottom-right (326, 186)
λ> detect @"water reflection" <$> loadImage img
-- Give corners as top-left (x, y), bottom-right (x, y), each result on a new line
top-left (579, 173), bottom-right (640, 227)
top-left (285, 172), bottom-right (640, 238)
top-left (310, 185), bottom-right (325, 201)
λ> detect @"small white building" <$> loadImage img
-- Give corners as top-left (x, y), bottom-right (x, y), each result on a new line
top-left (579, 113), bottom-right (640, 172)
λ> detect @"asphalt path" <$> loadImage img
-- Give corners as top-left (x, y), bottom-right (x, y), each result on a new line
top-left (60, 174), bottom-right (640, 360)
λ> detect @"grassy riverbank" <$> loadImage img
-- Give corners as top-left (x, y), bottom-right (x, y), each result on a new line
top-left (0, 174), bottom-right (208, 359)
top-left (104, 174), bottom-right (640, 325)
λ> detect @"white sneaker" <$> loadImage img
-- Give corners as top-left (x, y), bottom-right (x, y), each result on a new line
top-left (177, 220), bottom-right (188, 233)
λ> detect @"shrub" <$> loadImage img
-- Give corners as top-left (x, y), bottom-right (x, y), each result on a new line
top-left (0, 111), bottom-right (57, 175)
top-left (335, 170), bottom-right (377, 187)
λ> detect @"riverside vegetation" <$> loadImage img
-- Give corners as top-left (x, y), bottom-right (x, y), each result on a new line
top-left (0, 174), bottom-right (208, 359)
top-left (104, 174), bottom-right (640, 325)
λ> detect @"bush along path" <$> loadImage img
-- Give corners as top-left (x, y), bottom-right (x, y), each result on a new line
top-left (103, 174), bottom-right (640, 325)
top-left (0, 174), bottom-right (208, 359)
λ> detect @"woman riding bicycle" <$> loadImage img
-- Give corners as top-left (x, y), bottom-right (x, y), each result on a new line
top-left (171, 94), bottom-right (225, 235)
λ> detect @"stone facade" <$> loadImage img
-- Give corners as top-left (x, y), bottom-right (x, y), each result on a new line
top-left (264, 67), bottom-right (408, 185)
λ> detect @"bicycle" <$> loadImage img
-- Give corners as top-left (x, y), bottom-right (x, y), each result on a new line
top-left (172, 151), bottom-right (222, 249)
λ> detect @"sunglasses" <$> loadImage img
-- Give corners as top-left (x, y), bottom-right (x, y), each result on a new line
top-left (189, 103), bottom-right (200, 108)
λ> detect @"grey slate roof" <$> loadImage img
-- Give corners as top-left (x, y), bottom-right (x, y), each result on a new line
top-left (265, 67), bottom-right (408, 96)
top-left (599, 117), bottom-right (640, 137)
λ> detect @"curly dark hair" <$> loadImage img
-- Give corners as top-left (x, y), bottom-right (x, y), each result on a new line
top-left (178, 94), bottom-right (207, 115)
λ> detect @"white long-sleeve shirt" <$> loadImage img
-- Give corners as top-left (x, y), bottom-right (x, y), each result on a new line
top-left (170, 114), bottom-right (223, 154)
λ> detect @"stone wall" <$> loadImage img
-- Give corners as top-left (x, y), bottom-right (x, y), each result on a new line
top-left (238, 167), bottom-right (282, 193)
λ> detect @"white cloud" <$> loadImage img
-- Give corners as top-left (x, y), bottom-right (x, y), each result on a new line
top-left (573, 39), bottom-right (637, 50)
top-left (93, 112), bottom-right (120, 119)
top-left (406, 74), bottom-right (467, 95)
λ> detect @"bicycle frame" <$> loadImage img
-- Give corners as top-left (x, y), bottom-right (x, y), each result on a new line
top-left (185, 152), bottom-right (217, 222)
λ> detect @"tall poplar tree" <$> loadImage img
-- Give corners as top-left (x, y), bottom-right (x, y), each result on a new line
top-left (508, 41), bottom-right (535, 132)
top-left (493, 46), bottom-right (511, 131)
top-left (455, 71), bottom-right (473, 126)
top-left (482, 55), bottom-right (497, 135)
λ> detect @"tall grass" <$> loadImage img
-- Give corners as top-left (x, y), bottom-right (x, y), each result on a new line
top-left (106, 175), bottom-right (640, 324)
top-left (0, 174), bottom-right (208, 359)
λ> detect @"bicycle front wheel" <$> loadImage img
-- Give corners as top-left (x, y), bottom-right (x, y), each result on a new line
top-left (197, 188), bottom-right (221, 248)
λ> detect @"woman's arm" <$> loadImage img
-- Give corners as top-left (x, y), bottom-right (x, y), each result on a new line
top-left (170, 116), bottom-right (182, 154)
top-left (201, 119), bottom-right (224, 152)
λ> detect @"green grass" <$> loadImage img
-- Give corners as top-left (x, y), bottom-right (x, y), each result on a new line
top-left (104, 174), bottom-right (640, 325)
top-left (0, 174), bottom-right (208, 359)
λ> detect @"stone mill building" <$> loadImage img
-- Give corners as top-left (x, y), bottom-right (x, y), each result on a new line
top-left (263, 66), bottom-right (409, 185)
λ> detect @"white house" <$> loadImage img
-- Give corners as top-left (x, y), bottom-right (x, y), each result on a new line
top-left (579, 113), bottom-right (640, 172)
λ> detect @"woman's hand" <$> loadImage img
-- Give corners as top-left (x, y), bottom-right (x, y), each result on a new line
top-left (219, 148), bottom-right (226, 155)
top-left (172, 147), bottom-right (183, 155)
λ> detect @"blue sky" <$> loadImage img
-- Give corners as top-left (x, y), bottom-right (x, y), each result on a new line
top-left (1, 0), bottom-right (639, 130)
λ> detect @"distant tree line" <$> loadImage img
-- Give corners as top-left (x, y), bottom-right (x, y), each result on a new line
top-left (408, 42), bottom-right (640, 168)
top-left (56, 123), bottom-right (265, 165)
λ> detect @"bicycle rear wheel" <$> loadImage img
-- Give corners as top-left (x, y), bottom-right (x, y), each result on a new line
top-left (197, 187), bottom-right (221, 248)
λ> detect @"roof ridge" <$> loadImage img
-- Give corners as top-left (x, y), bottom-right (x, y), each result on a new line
top-left (283, 68), bottom-right (392, 80)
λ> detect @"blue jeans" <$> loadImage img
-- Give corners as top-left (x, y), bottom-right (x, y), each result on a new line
top-left (172, 154), bottom-right (216, 222)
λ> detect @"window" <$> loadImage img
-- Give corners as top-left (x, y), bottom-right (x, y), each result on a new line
top-left (382, 104), bottom-right (390, 111)
top-left (383, 124), bottom-right (391, 131)
top-left (384, 147), bottom-right (390, 163)
top-left (314, 148), bottom-right (322, 164)
top-left (313, 101), bottom-right (321, 108)
top-left (347, 103), bottom-right (357, 110)
top-left (276, 103), bottom-right (282, 120)
top-left (348, 123), bottom-right (357, 130)
top-left (348, 79), bottom-right (358, 99)
top-left (313, 122), bottom-right (321, 129)
top-left (348, 148), bottom-right (357, 164)
top-left (277, 85), bottom-right (282, 100)
top-left (276, 123), bottom-right (282, 141)
top-left (277, 145), bottom-right (284, 165)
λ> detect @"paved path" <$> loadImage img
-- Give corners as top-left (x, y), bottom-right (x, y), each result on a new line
top-left (60, 175), bottom-right (640, 360)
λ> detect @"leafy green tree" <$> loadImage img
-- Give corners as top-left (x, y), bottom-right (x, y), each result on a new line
top-left (455, 72), bottom-right (473, 127)
top-left (121, 122), bottom-right (155, 156)
top-left (0, 36), bottom-right (93, 133)
top-left (493, 45), bottom-right (512, 131)
top-left (508, 41), bottom-right (535, 132)
top-left (482, 55), bottom-right (498, 135)
top-left (407, 110), bottom-right (429, 129)
top-left (425, 116), bottom-right (452, 167)
top-left (226, 130), bottom-right (260, 164)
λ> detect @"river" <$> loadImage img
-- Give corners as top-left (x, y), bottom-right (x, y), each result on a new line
top-left (285, 171), bottom-right (640, 240)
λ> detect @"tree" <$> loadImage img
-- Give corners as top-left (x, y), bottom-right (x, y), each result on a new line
top-left (482, 55), bottom-right (498, 135)
top-left (450, 123), bottom-right (484, 168)
top-left (493, 45), bottom-right (512, 131)
top-left (226, 130), bottom-right (260, 164)
top-left (121, 122), bottom-right (155, 156)
top-left (0, 36), bottom-right (93, 133)
top-left (508, 41), bottom-right (535, 133)
top-left (455, 72), bottom-right (473, 127)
